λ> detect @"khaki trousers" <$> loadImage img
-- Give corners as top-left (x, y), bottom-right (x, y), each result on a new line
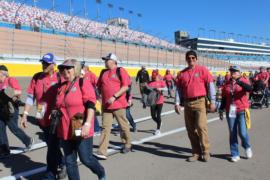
top-left (184, 97), bottom-right (210, 156)
top-left (98, 108), bottom-right (131, 155)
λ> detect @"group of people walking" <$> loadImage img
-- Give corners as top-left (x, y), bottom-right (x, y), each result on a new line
top-left (0, 50), bottom-right (256, 180)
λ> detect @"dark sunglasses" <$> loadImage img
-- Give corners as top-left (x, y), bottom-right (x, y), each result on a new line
top-left (41, 61), bottom-right (51, 66)
top-left (58, 66), bottom-right (74, 71)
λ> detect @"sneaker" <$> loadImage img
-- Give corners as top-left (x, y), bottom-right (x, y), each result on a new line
top-left (25, 138), bottom-right (34, 152)
top-left (186, 155), bottom-right (199, 162)
top-left (94, 131), bottom-right (101, 136)
top-left (93, 152), bottom-right (107, 160)
top-left (57, 165), bottom-right (67, 179)
top-left (154, 130), bottom-right (161, 135)
top-left (121, 147), bottom-right (131, 154)
top-left (245, 148), bottom-right (253, 159)
top-left (230, 156), bottom-right (240, 162)
top-left (99, 176), bottom-right (106, 180)
top-left (131, 127), bottom-right (137, 132)
top-left (202, 153), bottom-right (210, 162)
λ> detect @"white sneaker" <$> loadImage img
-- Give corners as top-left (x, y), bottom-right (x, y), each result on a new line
top-left (245, 148), bottom-right (253, 159)
top-left (231, 156), bottom-right (240, 162)
top-left (154, 130), bottom-right (161, 135)
top-left (93, 152), bottom-right (107, 160)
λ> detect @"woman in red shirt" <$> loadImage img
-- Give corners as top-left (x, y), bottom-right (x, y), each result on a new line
top-left (147, 71), bottom-right (166, 135)
top-left (56, 59), bottom-right (105, 180)
top-left (219, 65), bottom-right (253, 162)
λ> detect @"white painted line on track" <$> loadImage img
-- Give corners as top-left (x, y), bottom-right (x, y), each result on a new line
top-left (134, 110), bottom-right (176, 123)
top-left (11, 142), bottom-right (47, 154)
top-left (9, 110), bottom-right (177, 155)
top-left (1, 115), bottom-right (220, 180)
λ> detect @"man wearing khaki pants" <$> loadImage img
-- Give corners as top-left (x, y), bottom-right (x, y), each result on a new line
top-left (175, 50), bottom-right (216, 162)
top-left (94, 53), bottom-right (132, 160)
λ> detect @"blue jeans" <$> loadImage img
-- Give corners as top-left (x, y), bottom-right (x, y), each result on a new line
top-left (126, 107), bottom-right (136, 129)
top-left (41, 127), bottom-right (64, 180)
top-left (61, 137), bottom-right (105, 180)
top-left (226, 111), bottom-right (251, 157)
top-left (94, 115), bottom-right (101, 132)
top-left (0, 109), bottom-right (31, 147)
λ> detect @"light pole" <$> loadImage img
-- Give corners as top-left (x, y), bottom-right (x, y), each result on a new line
top-left (63, 11), bottom-right (82, 59)
top-left (82, 21), bottom-right (92, 60)
top-left (69, 0), bottom-right (73, 16)
top-left (83, 0), bottom-right (88, 18)
top-left (95, 0), bottom-right (102, 20)
top-left (126, 30), bottom-right (136, 62)
top-left (237, 34), bottom-right (242, 42)
top-left (198, 27), bottom-right (204, 37)
top-left (11, 0), bottom-right (28, 57)
top-left (52, 0), bottom-right (55, 11)
top-left (39, 5), bottom-right (58, 57)
top-left (209, 29), bottom-right (216, 39)
top-left (107, 3), bottom-right (113, 19)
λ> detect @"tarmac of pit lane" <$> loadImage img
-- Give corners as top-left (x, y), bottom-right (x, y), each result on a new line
top-left (1, 77), bottom-right (270, 180)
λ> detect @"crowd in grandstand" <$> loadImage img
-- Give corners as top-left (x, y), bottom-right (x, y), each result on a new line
top-left (0, 0), bottom-right (182, 50)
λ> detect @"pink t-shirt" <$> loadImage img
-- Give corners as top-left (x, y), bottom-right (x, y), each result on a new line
top-left (147, 80), bottom-right (166, 104)
top-left (222, 77), bottom-right (250, 113)
top-left (163, 74), bottom-right (173, 82)
top-left (84, 70), bottom-right (97, 87)
top-left (0, 77), bottom-right (21, 91)
top-left (56, 78), bottom-right (96, 140)
top-left (97, 67), bottom-right (129, 110)
top-left (176, 65), bottom-right (213, 99)
top-left (254, 72), bottom-right (269, 85)
top-left (27, 72), bottom-right (59, 127)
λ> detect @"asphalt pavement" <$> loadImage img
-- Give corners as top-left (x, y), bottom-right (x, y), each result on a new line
top-left (0, 77), bottom-right (270, 180)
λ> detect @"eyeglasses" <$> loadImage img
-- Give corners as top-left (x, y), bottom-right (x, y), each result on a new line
top-left (187, 56), bottom-right (196, 60)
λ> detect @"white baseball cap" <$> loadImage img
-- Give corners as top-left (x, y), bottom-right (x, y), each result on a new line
top-left (102, 53), bottom-right (118, 62)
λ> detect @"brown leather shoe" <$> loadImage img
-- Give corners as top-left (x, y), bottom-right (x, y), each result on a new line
top-left (186, 154), bottom-right (199, 162)
top-left (202, 153), bottom-right (210, 162)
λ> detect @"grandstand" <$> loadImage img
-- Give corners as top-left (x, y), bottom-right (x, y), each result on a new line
top-left (0, 0), bottom-right (235, 76)
top-left (179, 37), bottom-right (270, 67)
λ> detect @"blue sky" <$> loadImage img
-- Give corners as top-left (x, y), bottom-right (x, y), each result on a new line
top-left (17, 0), bottom-right (270, 44)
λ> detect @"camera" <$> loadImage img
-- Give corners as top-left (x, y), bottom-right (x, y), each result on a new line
top-left (49, 110), bottom-right (63, 134)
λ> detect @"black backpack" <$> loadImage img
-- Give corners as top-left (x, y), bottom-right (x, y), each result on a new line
top-left (99, 67), bottom-right (130, 98)
top-left (0, 90), bottom-right (16, 120)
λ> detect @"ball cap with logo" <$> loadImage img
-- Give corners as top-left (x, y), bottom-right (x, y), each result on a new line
top-left (0, 65), bottom-right (8, 72)
top-left (40, 53), bottom-right (56, 64)
top-left (102, 53), bottom-right (118, 62)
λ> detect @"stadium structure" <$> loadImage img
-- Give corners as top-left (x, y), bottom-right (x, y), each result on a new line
top-left (0, 0), bottom-right (265, 77)
top-left (176, 31), bottom-right (270, 68)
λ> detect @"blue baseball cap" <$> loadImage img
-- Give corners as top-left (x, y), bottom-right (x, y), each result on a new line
top-left (40, 53), bottom-right (56, 64)
top-left (229, 65), bottom-right (241, 72)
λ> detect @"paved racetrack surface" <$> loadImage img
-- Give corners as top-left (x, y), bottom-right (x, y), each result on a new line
top-left (0, 77), bottom-right (270, 180)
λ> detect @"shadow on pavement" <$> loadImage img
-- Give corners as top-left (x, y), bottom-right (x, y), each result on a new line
top-left (0, 153), bottom-right (45, 178)
top-left (132, 142), bottom-right (191, 159)
top-left (210, 153), bottom-right (231, 161)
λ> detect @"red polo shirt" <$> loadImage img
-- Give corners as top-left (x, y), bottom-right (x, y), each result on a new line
top-left (176, 65), bottom-right (213, 99)
top-left (0, 77), bottom-right (21, 91)
top-left (56, 78), bottom-right (96, 140)
top-left (97, 67), bottom-right (129, 110)
top-left (254, 72), bottom-right (269, 85)
top-left (27, 72), bottom-right (59, 127)
top-left (222, 77), bottom-right (250, 113)
top-left (148, 80), bottom-right (166, 104)
top-left (84, 70), bottom-right (97, 87)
